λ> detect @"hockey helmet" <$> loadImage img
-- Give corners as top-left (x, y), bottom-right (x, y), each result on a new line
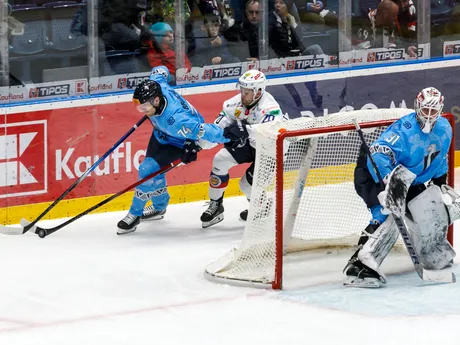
top-left (133, 80), bottom-right (164, 115)
top-left (414, 87), bottom-right (444, 133)
top-left (238, 70), bottom-right (267, 103)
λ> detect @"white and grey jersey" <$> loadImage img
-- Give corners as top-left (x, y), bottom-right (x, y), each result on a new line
top-left (215, 92), bottom-right (286, 148)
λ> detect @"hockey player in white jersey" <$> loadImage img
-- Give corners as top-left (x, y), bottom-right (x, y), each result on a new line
top-left (200, 70), bottom-right (286, 228)
top-left (344, 86), bottom-right (458, 287)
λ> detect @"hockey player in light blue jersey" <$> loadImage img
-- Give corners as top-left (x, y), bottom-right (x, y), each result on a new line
top-left (117, 66), bottom-right (229, 235)
top-left (344, 87), bottom-right (457, 287)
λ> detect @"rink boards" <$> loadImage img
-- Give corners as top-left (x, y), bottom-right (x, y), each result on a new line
top-left (1, 59), bottom-right (460, 225)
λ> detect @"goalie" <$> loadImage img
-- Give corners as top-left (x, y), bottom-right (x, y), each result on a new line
top-left (344, 87), bottom-right (458, 288)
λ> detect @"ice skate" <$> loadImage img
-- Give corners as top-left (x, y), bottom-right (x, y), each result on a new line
top-left (343, 260), bottom-right (385, 288)
top-left (141, 205), bottom-right (166, 222)
top-left (117, 213), bottom-right (141, 235)
top-left (240, 209), bottom-right (248, 221)
top-left (201, 198), bottom-right (224, 228)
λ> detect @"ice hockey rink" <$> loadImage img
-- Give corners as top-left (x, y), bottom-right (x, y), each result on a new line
top-left (2, 173), bottom-right (460, 345)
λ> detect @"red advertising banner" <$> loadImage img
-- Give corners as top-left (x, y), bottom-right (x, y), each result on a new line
top-left (0, 90), bottom-right (241, 208)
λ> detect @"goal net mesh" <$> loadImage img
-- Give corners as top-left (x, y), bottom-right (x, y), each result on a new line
top-left (204, 108), bottom-right (422, 287)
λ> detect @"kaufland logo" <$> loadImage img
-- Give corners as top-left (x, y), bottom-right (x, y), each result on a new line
top-left (0, 121), bottom-right (47, 198)
top-left (75, 80), bottom-right (87, 95)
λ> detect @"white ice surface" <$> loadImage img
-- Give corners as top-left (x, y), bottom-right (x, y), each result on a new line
top-left (1, 173), bottom-right (460, 345)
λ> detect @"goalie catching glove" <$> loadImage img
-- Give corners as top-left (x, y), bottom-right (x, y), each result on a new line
top-left (181, 139), bottom-right (201, 164)
top-left (224, 121), bottom-right (249, 149)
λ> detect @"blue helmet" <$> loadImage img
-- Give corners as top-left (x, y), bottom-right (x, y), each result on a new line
top-left (150, 66), bottom-right (171, 83)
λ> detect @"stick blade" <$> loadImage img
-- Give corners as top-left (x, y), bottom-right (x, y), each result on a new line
top-left (0, 223), bottom-right (27, 235)
top-left (422, 268), bottom-right (456, 283)
top-left (19, 218), bottom-right (38, 234)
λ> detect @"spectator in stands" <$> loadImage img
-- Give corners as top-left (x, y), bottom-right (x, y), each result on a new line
top-left (147, 22), bottom-right (192, 84)
top-left (295, 0), bottom-right (338, 32)
top-left (147, 0), bottom-right (196, 54)
top-left (198, 0), bottom-right (236, 32)
top-left (239, 0), bottom-right (260, 61)
top-left (269, 0), bottom-right (324, 58)
top-left (99, 0), bottom-right (151, 51)
top-left (390, 0), bottom-right (417, 56)
top-left (194, 15), bottom-right (240, 66)
top-left (353, 0), bottom-right (417, 56)
top-left (268, 0), bottom-right (324, 109)
top-left (197, 0), bottom-right (242, 43)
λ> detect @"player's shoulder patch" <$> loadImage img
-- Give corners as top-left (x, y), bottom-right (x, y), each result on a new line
top-left (402, 120), bottom-right (412, 129)
top-left (223, 94), bottom-right (241, 109)
top-left (397, 112), bottom-right (418, 131)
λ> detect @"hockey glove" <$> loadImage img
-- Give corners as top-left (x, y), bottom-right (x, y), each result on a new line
top-left (224, 121), bottom-right (249, 149)
top-left (440, 185), bottom-right (460, 206)
top-left (181, 140), bottom-right (201, 164)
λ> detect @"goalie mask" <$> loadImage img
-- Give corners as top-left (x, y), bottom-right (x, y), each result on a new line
top-left (238, 70), bottom-right (267, 106)
top-left (414, 87), bottom-right (444, 134)
top-left (133, 80), bottom-right (165, 116)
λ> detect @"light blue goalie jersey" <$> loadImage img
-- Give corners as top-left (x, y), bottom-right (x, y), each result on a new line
top-left (148, 69), bottom-right (227, 147)
top-left (368, 112), bottom-right (452, 185)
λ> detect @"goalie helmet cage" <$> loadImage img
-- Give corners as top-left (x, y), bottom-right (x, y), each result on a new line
top-left (204, 109), bottom-right (455, 289)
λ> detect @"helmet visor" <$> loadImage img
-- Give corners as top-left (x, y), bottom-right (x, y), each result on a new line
top-left (133, 99), bottom-right (154, 113)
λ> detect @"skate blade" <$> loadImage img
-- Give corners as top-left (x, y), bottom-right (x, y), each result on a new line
top-left (141, 214), bottom-right (165, 222)
top-left (117, 227), bottom-right (137, 235)
top-left (202, 215), bottom-right (224, 229)
top-left (343, 276), bottom-right (382, 288)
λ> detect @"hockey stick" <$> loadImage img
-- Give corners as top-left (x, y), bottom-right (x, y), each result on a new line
top-left (20, 159), bottom-right (182, 238)
top-left (353, 119), bottom-right (455, 284)
top-left (0, 115), bottom-right (149, 236)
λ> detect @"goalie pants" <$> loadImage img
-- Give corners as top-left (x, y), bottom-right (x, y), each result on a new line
top-left (129, 134), bottom-right (182, 217)
top-left (208, 141), bottom-right (255, 201)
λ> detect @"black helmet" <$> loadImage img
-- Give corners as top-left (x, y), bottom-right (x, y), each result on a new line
top-left (133, 80), bottom-right (163, 105)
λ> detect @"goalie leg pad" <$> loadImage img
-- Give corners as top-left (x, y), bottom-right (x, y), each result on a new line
top-left (407, 185), bottom-right (456, 270)
top-left (357, 216), bottom-right (399, 280)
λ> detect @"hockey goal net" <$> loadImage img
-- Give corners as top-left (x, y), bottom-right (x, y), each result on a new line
top-left (204, 109), bottom-right (455, 289)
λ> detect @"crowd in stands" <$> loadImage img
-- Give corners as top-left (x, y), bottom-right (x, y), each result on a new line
top-left (3, 0), bottom-right (460, 86)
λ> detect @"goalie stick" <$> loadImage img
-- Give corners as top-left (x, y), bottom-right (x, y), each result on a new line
top-left (22, 159), bottom-right (182, 238)
top-left (0, 115), bottom-right (149, 236)
top-left (353, 119), bottom-right (456, 284)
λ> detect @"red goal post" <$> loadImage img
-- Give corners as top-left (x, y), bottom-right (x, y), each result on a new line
top-left (205, 109), bottom-right (455, 290)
